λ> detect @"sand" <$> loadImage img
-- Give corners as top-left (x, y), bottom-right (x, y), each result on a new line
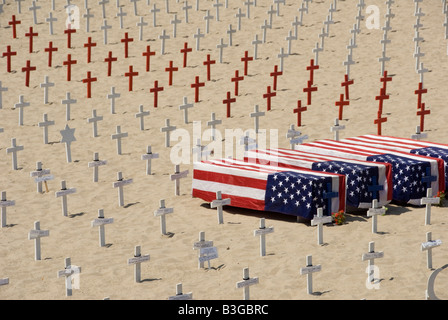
top-left (0, 0), bottom-right (448, 301)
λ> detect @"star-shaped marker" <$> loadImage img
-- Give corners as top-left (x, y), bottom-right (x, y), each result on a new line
top-left (60, 124), bottom-right (76, 162)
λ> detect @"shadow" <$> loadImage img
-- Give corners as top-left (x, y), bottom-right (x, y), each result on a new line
top-left (140, 277), bottom-right (162, 282)
top-left (205, 264), bottom-right (226, 271)
top-left (310, 290), bottom-right (331, 296)
top-left (44, 257), bottom-right (52, 260)
top-left (104, 243), bottom-right (113, 248)
top-left (162, 232), bottom-right (175, 238)
top-left (124, 202), bottom-right (140, 208)
top-left (48, 141), bottom-right (60, 145)
top-left (68, 212), bottom-right (85, 218)
top-left (3, 223), bottom-right (17, 228)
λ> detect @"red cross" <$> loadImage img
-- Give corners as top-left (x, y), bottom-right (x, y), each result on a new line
top-left (241, 51), bottom-right (253, 76)
top-left (165, 60), bottom-right (178, 86)
top-left (191, 76), bottom-right (205, 102)
top-left (84, 37), bottom-right (97, 63)
top-left (270, 65), bottom-right (283, 91)
top-left (415, 82), bottom-right (427, 110)
top-left (104, 51), bottom-right (117, 77)
top-left (181, 42), bottom-right (193, 68)
top-left (82, 71), bottom-right (97, 98)
top-left (142, 45), bottom-right (156, 72)
top-left (150, 80), bottom-right (164, 108)
top-left (2, 45), bottom-right (17, 72)
top-left (25, 27), bottom-right (39, 53)
top-left (375, 87), bottom-right (389, 114)
top-left (21, 60), bottom-right (36, 87)
top-left (335, 93), bottom-right (350, 120)
top-left (121, 32), bottom-right (134, 58)
top-left (293, 100), bottom-right (307, 127)
top-left (374, 111), bottom-right (388, 136)
top-left (417, 102), bottom-right (430, 132)
top-left (223, 91), bottom-right (236, 118)
top-left (380, 70), bottom-right (392, 92)
top-left (63, 54), bottom-right (77, 81)
top-left (125, 65), bottom-right (139, 92)
top-left (303, 80), bottom-right (318, 105)
top-left (306, 59), bottom-right (319, 85)
top-left (231, 70), bottom-right (244, 96)
top-left (64, 28), bottom-right (76, 49)
top-left (203, 54), bottom-right (216, 81)
top-left (8, 15), bottom-right (21, 39)
top-left (341, 74), bottom-right (354, 100)
top-left (263, 86), bottom-right (276, 111)
top-left (44, 41), bottom-right (58, 67)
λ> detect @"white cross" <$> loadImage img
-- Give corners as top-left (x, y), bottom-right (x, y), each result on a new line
top-left (277, 47), bottom-right (288, 72)
top-left (227, 24), bottom-right (236, 46)
top-left (421, 232), bottom-right (442, 269)
top-left (411, 125), bottom-right (428, 141)
top-left (137, 17), bottom-right (148, 41)
top-left (204, 10), bottom-right (213, 34)
top-left (213, 0), bottom-right (223, 21)
top-left (107, 87), bottom-right (120, 114)
top-left (6, 138), bottom-right (24, 170)
top-left (113, 172), bottom-right (133, 207)
top-left (286, 30), bottom-right (297, 55)
top-left (15, 0), bottom-right (24, 14)
top-left (261, 19), bottom-right (269, 43)
top-left (141, 145), bottom-right (159, 175)
top-left (130, 0), bottom-right (140, 15)
top-left (88, 152), bottom-right (107, 182)
top-left (216, 38), bottom-right (228, 63)
top-left (161, 119), bottom-right (176, 147)
top-left (28, 221), bottom-right (49, 261)
top-left (362, 241), bottom-right (384, 284)
top-left (313, 42), bottom-right (323, 66)
top-left (236, 8), bottom-right (245, 30)
top-left (61, 92), bottom-right (77, 121)
top-left (254, 218), bottom-right (274, 257)
top-left (183, 0), bottom-right (192, 23)
top-left (159, 29), bottom-right (170, 55)
top-left (347, 37), bottom-right (357, 57)
top-left (55, 180), bottom-right (77, 216)
top-left (87, 109), bottom-right (103, 137)
top-left (154, 199), bottom-right (173, 235)
top-left (40, 76), bottom-right (54, 105)
top-left (421, 188), bottom-right (440, 226)
top-left (194, 28), bottom-right (205, 50)
top-left (135, 105), bottom-right (150, 131)
top-left (57, 257), bottom-right (81, 296)
top-left (14, 95), bottom-right (30, 126)
top-left (319, 27), bottom-right (329, 50)
top-left (300, 255), bottom-right (322, 295)
top-left (179, 96), bottom-right (194, 124)
top-left (378, 50), bottom-right (390, 76)
top-left (207, 112), bottom-right (222, 141)
top-left (127, 246), bottom-right (150, 283)
top-left (250, 105), bottom-right (265, 133)
top-left (418, 62), bottom-right (429, 85)
top-left (252, 34), bottom-right (262, 60)
top-left (211, 191), bottom-right (230, 224)
top-left (0, 191), bottom-right (15, 228)
top-left (38, 114), bottom-right (55, 145)
top-left (111, 126), bottom-right (128, 155)
top-left (46, 12), bottom-right (58, 35)
top-left (165, 0), bottom-right (170, 13)
top-left (99, 0), bottom-right (109, 18)
top-left (29, 1), bottom-right (41, 24)
top-left (116, 7), bottom-right (127, 29)
top-left (0, 81), bottom-right (8, 109)
top-left (101, 19), bottom-right (112, 44)
top-left (311, 207), bottom-right (332, 246)
top-left (244, 0), bottom-right (254, 19)
top-left (83, 8), bottom-right (94, 32)
top-left (91, 209), bottom-right (114, 247)
top-left (170, 165), bottom-right (189, 196)
top-left (267, 5), bottom-right (276, 27)
top-left (240, 132), bottom-right (258, 152)
top-left (298, 2), bottom-right (307, 22)
top-left (192, 138), bottom-right (210, 162)
top-left (193, 231), bottom-right (214, 269)
top-left (236, 267), bottom-right (259, 300)
top-left (171, 14), bottom-right (181, 38)
top-left (30, 161), bottom-right (53, 193)
top-left (367, 199), bottom-right (386, 234)
top-left (151, 4), bottom-right (160, 27)
top-left (343, 53), bottom-right (355, 79)
top-left (292, 16), bottom-right (301, 38)
top-left (169, 283), bottom-right (193, 300)
top-left (0, 278), bottom-right (8, 286)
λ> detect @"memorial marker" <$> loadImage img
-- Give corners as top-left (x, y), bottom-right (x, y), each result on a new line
top-left (311, 208), bottom-right (332, 246)
top-left (231, 70), bottom-right (244, 96)
top-left (88, 152), bottom-right (107, 182)
top-left (99, 0), bottom-right (109, 18)
top-left (84, 37), bottom-right (97, 63)
top-left (101, 19), bottom-right (112, 44)
top-left (236, 8), bottom-right (245, 30)
top-left (46, 12), bottom-right (58, 35)
top-left (211, 191), bottom-right (230, 225)
top-left (263, 86), bottom-right (276, 111)
top-left (420, 188), bottom-right (440, 226)
top-left (252, 34), bottom-right (262, 60)
top-left (137, 17), bottom-right (148, 41)
top-left (294, 100), bottom-right (307, 127)
top-left (55, 181), bottom-right (77, 216)
top-left (191, 76), bottom-right (205, 102)
top-left (28, 221), bottom-right (49, 261)
top-left (91, 209), bottom-right (113, 247)
top-left (362, 241), bottom-right (384, 283)
top-left (29, 1), bottom-right (41, 25)
top-left (193, 231), bottom-right (214, 269)
top-left (125, 65), bottom-right (138, 92)
top-left (151, 3), bottom-right (160, 27)
top-left (181, 42), bottom-right (193, 68)
top-left (82, 71), bottom-right (97, 98)
top-left (127, 245), bottom-right (150, 283)
top-left (330, 118), bottom-right (345, 141)
top-left (217, 38), bottom-right (228, 63)
top-left (121, 32), bottom-right (133, 58)
top-left (8, 15), bottom-right (21, 39)
top-left (171, 14), bottom-right (181, 38)
top-left (1, 191), bottom-right (15, 228)
top-left (61, 92), bottom-right (76, 121)
top-left (303, 80), bottom-right (318, 106)
top-left (40, 76), bottom-right (54, 105)
top-left (64, 28), bottom-right (76, 49)
top-left (141, 146), bottom-right (159, 175)
top-left (179, 97), bottom-right (194, 124)
top-left (367, 199), bottom-right (386, 234)
top-left (142, 45), bottom-right (155, 72)
top-left (6, 138), bottom-right (24, 170)
top-left (300, 255), bottom-right (322, 295)
top-left (159, 29), bottom-right (170, 55)
top-left (183, 1), bottom-right (192, 23)
top-left (150, 81), bottom-right (164, 108)
top-left (223, 91), bottom-right (236, 118)
top-left (107, 87), bottom-right (120, 114)
top-left (113, 172), bottom-right (133, 207)
top-left (254, 218), bottom-right (274, 257)
top-left (63, 54), bottom-right (77, 81)
top-left (199, 246), bottom-right (218, 269)
top-left (250, 105), bottom-right (265, 134)
top-left (57, 257), bottom-right (81, 296)
top-left (236, 267), bottom-right (258, 300)
top-left (30, 161), bottom-right (53, 193)
top-left (135, 105), bottom-right (150, 131)
top-left (14, 95), bottom-right (30, 126)
top-left (411, 125), bottom-right (428, 141)
top-left (104, 51), bottom-right (117, 77)
top-left (2, 46), bottom-right (17, 73)
top-left (21, 60), bottom-right (36, 87)
top-left (204, 10), bottom-right (213, 34)
top-left (335, 93), bottom-right (350, 120)
top-left (165, 60), bottom-right (178, 86)
top-left (83, 8), bottom-right (94, 32)
top-left (116, 7), bottom-right (126, 29)
top-left (207, 113), bottom-right (222, 141)
top-left (111, 126), bottom-right (128, 155)
top-left (270, 65), bottom-right (282, 91)
top-left (421, 232), bottom-right (442, 270)
top-left (168, 283), bottom-right (193, 300)
top-left (154, 199), bottom-right (173, 235)
top-left (241, 51), bottom-right (253, 76)
top-left (170, 165), bottom-right (189, 196)
top-left (341, 74), bottom-right (354, 100)
top-left (213, 0), bottom-right (223, 21)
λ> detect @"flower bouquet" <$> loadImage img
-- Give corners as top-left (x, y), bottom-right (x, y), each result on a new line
top-left (332, 210), bottom-right (346, 225)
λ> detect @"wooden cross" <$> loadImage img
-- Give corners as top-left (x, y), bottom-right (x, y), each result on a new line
top-left (227, 24), bottom-right (236, 46)
top-left (55, 180), bottom-right (76, 216)
top-left (0, 82), bottom-right (7, 109)
top-left (263, 86), bottom-right (276, 111)
top-left (121, 32), bottom-right (134, 58)
top-left (64, 28), bottom-right (76, 49)
top-left (300, 255), bottom-right (322, 295)
top-left (2, 46), bottom-right (17, 72)
top-left (63, 54), bottom-right (77, 81)
top-left (421, 188), bottom-right (440, 226)
top-left (203, 54), bottom-right (216, 81)
top-left (252, 34), bottom-right (262, 60)
top-left (29, 1), bottom-right (41, 24)
top-left (165, 60), bottom-right (178, 86)
top-left (40, 76), bottom-right (54, 105)
top-left (14, 95), bottom-right (30, 126)
top-left (159, 29), bottom-right (170, 55)
top-left (294, 100), bottom-right (307, 127)
top-left (287, 124), bottom-right (309, 150)
top-left (244, 0), bottom-right (254, 19)
top-left (415, 82), bottom-right (427, 109)
top-left (286, 30), bottom-right (297, 55)
top-left (137, 16), bottom-right (148, 40)
top-left (204, 10), bottom-right (213, 34)
top-left (183, 0), bottom-right (192, 23)
top-left (331, 118), bottom-right (346, 141)
top-left (341, 74), bottom-right (354, 100)
top-left (130, 0), bottom-right (140, 15)
top-left (241, 51), bottom-right (253, 76)
top-left (25, 27), bottom-right (39, 53)
top-left (231, 70), bottom-right (244, 96)
top-left (111, 126), bottom-right (128, 155)
top-left (171, 14), bottom-right (181, 38)
top-left (414, 45), bottom-right (425, 72)
top-left (335, 93), bottom-right (349, 120)
top-left (88, 152), bottom-right (107, 182)
top-left (57, 257), bottom-right (81, 296)
top-left (250, 105), bottom-right (265, 134)
top-left (116, 7), bottom-right (127, 29)
top-left (87, 110), bottom-right (103, 137)
top-left (267, 5), bottom-right (276, 27)
top-left (154, 199), bottom-right (173, 235)
top-left (127, 246), bottom-right (150, 283)
top-left (38, 114), bottom-right (55, 145)
top-left (8, 15), bottom-right (21, 39)
top-left (113, 172), bottom-right (133, 207)
top-left (150, 80), bottom-right (164, 108)
top-left (82, 71), bottom-right (97, 98)
top-left (270, 65), bottom-right (283, 91)
top-left (254, 218), bottom-right (274, 257)
top-left (236, 8), bottom-right (245, 30)
top-left (61, 92), bottom-right (77, 121)
top-left (374, 111), bottom-right (388, 136)
top-left (311, 208), bottom-right (333, 246)
top-left (362, 241), bottom-right (384, 284)
top-left (193, 231), bottom-right (214, 269)
top-left (83, 8), bottom-right (94, 32)
top-left (101, 19), bottom-right (112, 44)
top-left (84, 37), bottom-right (96, 63)
top-left (151, 3), bottom-right (160, 27)
top-left (99, 0), bottom-right (109, 18)
top-left (169, 283), bottom-right (193, 300)
top-left (107, 87), bottom-right (120, 114)
top-left (367, 199), bottom-right (386, 234)
top-left (411, 125), bottom-right (428, 141)
top-left (104, 51), bottom-right (118, 77)
top-left (191, 76), bottom-right (205, 102)
top-left (179, 96), bottom-right (194, 124)
top-left (141, 146), bottom-right (159, 175)
top-left (44, 42), bottom-right (58, 67)
top-left (378, 51), bottom-right (391, 76)
top-left (236, 267), bottom-right (259, 300)
top-left (181, 42), bottom-right (193, 68)
top-left (142, 45), bottom-right (156, 72)
top-left (91, 209), bottom-right (113, 247)
top-left (125, 65), bottom-right (139, 91)
top-left (421, 232), bottom-right (442, 269)
top-left (213, 0), bottom-right (223, 21)
top-left (303, 80), bottom-right (318, 106)
top-left (21, 60), bottom-right (36, 87)
top-left (135, 105), bottom-right (150, 130)
top-left (306, 59), bottom-right (319, 86)
top-left (417, 102), bottom-right (430, 132)
top-left (216, 38), bottom-right (228, 63)
top-left (46, 12), bottom-right (58, 35)
top-left (418, 62), bottom-right (429, 85)
top-left (343, 53), bottom-right (355, 79)
top-left (161, 119), bottom-right (176, 147)
top-left (207, 113), bottom-right (222, 141)
top-left (170, 165), bottom-right (189, 196)
top-left (28, 221), bottom-right (49, 260)
top-left (223, 91), bottom-right (236, 118)
top-left (0, 191), bottom-right (15, 228)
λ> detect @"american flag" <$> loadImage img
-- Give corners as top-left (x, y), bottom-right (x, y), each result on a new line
top-left (192, 159), bottom-right (346, 220)
top-left (341, 135), bottom-right (448, 191)
top-left (294, 139), bottom-right (444, 205)
top-left (244, 148), bottom-right (393, 209)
